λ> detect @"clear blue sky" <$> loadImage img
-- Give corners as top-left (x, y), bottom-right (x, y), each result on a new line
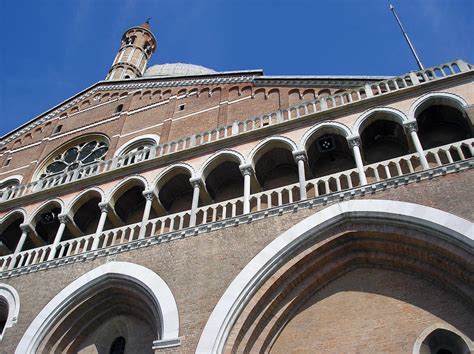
top-left (0, 0), bottom-right (472, 137)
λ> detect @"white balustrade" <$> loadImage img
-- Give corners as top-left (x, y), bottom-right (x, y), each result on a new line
top-left (2, 60), bottom-right (470, 203)
top-left (0, 138), bottom-right (472, 272)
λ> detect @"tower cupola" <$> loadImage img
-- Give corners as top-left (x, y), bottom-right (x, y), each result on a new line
top-left (106, 20), bottom-right (157, 81)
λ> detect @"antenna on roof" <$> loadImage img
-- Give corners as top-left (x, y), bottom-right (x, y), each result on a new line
top-left (389, 4), bottom-right (424, 70)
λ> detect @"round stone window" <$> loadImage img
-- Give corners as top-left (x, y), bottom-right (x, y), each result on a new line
top-left (41, 140), bottom-right (109, 178)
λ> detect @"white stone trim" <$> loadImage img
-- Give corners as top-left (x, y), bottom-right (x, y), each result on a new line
top-left (352, 106), bottom-right (408, 135)
top-left (64, 187), bottom-right (106, 216)
top-left (412, 322), bottom-right (474, 354)
top-left (0, 175), bottom-right (23, 185)
top-left (196, 199), bottom-right (474, 353)
top-left (113, 134), bottom-right (161, 157)
top-left (407, 91), bottom-right (469, 122)
top-left (15, 261), bottom-right (180, 354)
top-left (151, 162), bottom-right (196, 189)
top-left (299, 121), bottom-right (353, 150)
top-left (0, 283), bottom-right (20, 340)
top-left (247, 136), bottom-right (298, 167)
top-left (105, 175), bottom-right (150, 204)
top-left (199, 149), bottom-right (246, 179)
top-left (27, 198), bottom-right (65, 224)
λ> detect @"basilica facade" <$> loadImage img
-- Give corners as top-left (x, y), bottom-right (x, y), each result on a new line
top-left (0, 22), bottom-right (473, 353)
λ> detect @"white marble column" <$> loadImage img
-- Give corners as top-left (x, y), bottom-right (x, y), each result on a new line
top-left (13, 223), bottom-right (30, 255)
top-left (47, 214), bottom-right (69, 261)
top-left (405, 121), bottom-right (429, 170)
top-left (239, 164), bottom-right (254, 214)
top-left (292, 150), bottom-right (308, 200)
top-left (348, 137), bottom-right (368, 186)
top-left (189, 177), bottom-right (202, 227)
top-left (92, 202), bottom-right (109, 250)
top-left (139, 190), bottom-right (155, 239)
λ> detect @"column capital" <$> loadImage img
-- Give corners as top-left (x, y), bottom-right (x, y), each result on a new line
top-left (19, 223), bottom-right (33, 233)
top-left (189, 177), bottom-right (203, 188)
top-left (292, 150), bottom-right (307, 163)
top-left (347, 136), bottom-right (362, 148)
top-left (142, 190), bottom-right (155, 201)
top-left (404, 121), bottom-right (418, 133)
top-left (57, 214), bottom-right (70, 224)
top-left (239, 164), bottom-right (254, 177)
top-left (98, 202), bottom-right (110, 213)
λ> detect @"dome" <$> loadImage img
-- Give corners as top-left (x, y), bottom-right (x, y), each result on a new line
top-left (143, 63), bottom-right (217, 77)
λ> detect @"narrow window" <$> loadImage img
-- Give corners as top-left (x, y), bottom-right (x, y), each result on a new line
top-left (179, 104), bottom-right (185, 111)
top-left (110, 336), bottom-right (126, 354)
top-left (54, 125), bottom-right (63, 134)
top-left (115, 104), bottom-right (124, 113)
top-left (3, 158), bottom-right (11, 167)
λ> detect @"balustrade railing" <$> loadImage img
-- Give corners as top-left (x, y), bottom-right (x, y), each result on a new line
top-left (1, 60), bottom-right (471, 203)
top-left (1, 138), bottom-right (472, 273)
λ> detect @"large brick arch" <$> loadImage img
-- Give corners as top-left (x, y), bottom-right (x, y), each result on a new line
top-left (197, 200), bottom-right (473, 353)
top-left (16, 261), bottom-right (180, 354)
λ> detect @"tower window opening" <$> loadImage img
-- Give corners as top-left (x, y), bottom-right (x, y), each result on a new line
top-left (3, 158), bottom-right (11, 167)
top-left (115, 104), bottom-right (124, 113)
top-left (179, 104), bottom-right (185, 111)
top-left (54, 125), bottom-right (63, 134)
top-left (124, 75), bottom-right (130, 79)
top-left (109, 336), bottom-right (126, 354)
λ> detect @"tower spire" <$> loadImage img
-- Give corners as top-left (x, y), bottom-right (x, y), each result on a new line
top-left (106, 22), bottom-right (157, 81)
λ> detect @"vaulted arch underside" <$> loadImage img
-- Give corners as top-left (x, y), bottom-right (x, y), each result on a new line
top-left (197, 200), bottom-right (473, 353)
top-left (226, 225), bottom-right (474, 353)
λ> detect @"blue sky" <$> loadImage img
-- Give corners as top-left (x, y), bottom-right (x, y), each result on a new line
top-left (0, 0), bottom-right (472, 137)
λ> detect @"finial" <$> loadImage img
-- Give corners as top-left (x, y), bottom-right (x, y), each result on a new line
top-left (146, 17), bottom-right (151, 24)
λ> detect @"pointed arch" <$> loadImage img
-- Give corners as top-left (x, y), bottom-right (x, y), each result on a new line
top-left (15, 261), bottom-right (180, 354)
top-left (152, 162), bottom-right (196, 189)
top-left (106, 175), bottom-right (149, 204)
top-left (408, 91), bottom-right (468, 123)
top-left (352, 107), bottom-right (408, 135)
top-left (197, 200), bottom-right (473, 353)
top-left (247, 136), bottom-right (298, 167)
top-left (198, 150), bottom-right (246, 180)
top-left (300, 121), bottom-right (353, 150)
top-left (64, 187), bottom-right (105, 215)
top-left (0, 283), bottom-right (20, 340)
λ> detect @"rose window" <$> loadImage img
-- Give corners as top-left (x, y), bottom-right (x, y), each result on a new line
top-left (41, 141), bottom-right (109, 178)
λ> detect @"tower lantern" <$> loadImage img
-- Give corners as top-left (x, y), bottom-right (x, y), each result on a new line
top-left (106, 20), bottom-right (157, 81)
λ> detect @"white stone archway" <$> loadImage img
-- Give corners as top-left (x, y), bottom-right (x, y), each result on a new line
top-left (0, 284), bottom-right (20, 340)
top-left (16, 261), bottom-right (180, 353)
top-left (196, 199), bottom-right (473, 353)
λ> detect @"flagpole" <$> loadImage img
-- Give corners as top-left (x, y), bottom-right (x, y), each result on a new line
top-left (390, 4), bottom-right (425, 70)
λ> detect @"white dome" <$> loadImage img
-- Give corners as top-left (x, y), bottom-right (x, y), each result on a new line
top-left (144, 63), bottom-right (217, 77)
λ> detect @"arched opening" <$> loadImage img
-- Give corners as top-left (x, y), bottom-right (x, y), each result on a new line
top-left (416, 104), bottom-right (472, 149)
top-left (16, 262), bottom-right (180, 354)
top-left (110, 336), bottom-right (126, 354)
top-left (0, 212), bottom-right (24, 255)
top-left (70, 191), bottom-right (105, 235)
top-left (0, 296), bottom-right (7, 335)
top-left (305, 128), bottom-right (355, 178)
top-left (197, 200), bottom-right (474, 353)
top-left (360, 114), bottom-right (409, 164)
top-left (203, 156), bottom-right (243, 203)
top-left (32, 201), bottom-right (70, 245)
top-left (112, 182), bottom-right (151, 225)
top-left (157, 168), bottom-right (194, 214)
top-left (254, 146), bottom-right (298, 190)
top-left (419, 328), bottom-right (470, 354)
top-left (0, 178), bottom-right (20, 200)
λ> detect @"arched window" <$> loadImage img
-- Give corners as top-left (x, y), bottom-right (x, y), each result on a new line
top-left (0, 178), bottom-right (20, 200)
top-left (418, 328), bottom-right (470, 354)
top-left (0, 297), bottom-right (7, 334)
top-left (115, 104), bottom-right (124, 113)
top-left (110, 336), bottom-right (126, 354)
top-left (0, 284), bottom-right (20, 340)
top-left (39, 138), bottom-right (109, 179)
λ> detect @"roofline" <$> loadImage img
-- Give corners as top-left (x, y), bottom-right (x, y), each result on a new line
top-left (0, 71), bottom-right (390, 142)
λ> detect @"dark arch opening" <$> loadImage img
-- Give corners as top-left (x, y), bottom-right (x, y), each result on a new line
top-left (416, 105), bottom-right (471, 149)
top-left (0, 297), bottom-right (8, 334)
top-left (206, 161), bottom-right (243, 202)
top-left (307, 134), bottom-right (355, 178)
top-left (114, 185), bottom-right (151, 224)
top-left (0, 216), bottom-right (22, 255)
top-left (361, 120), bottom-right (409, 164)
top-left (73, 196), bottom-right (101, 235)
top-left (421, 328), bottom-right (470, 354)
top-left (255, 148), bottom-right (298, 190)
top-left (110, 336), bottom-right (126, 354)
top-left (158, 172), bottom-right (194, 214)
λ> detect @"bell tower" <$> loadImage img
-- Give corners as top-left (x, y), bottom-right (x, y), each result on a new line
top-left (106, 20), bottom-right (157, 81)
